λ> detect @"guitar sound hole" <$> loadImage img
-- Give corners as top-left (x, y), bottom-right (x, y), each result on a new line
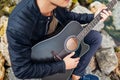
top-left (66, 37), bottom-right (79, 51)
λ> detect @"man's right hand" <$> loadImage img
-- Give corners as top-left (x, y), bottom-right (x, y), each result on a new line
top-left (63, 52), bottom-right (80, 70)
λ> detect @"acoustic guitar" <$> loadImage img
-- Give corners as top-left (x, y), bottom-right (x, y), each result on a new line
top-left (31, 0), bottom-right (117, 79)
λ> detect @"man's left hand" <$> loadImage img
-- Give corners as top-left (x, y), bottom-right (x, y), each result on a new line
top-left (95, 5), bottom-right (112, 22)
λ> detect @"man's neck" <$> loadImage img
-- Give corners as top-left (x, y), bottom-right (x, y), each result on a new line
top-left (36, 0), bottom-right (56, 16)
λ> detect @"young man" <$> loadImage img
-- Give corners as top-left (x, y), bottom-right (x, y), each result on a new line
top-left (6, 0), bottom-right (111, 80)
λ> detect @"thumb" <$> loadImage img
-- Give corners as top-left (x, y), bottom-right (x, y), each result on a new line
top-left (67, 52), bottom-right (75, 58)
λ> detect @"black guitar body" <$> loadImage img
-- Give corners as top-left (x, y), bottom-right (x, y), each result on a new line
top-left (31, 21), bottom-right (89, 80)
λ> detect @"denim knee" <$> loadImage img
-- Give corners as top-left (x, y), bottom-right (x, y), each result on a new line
top-left (92, 30), bottom-right (102, 45)
top-left (84, 30), bottom-right (102, 46)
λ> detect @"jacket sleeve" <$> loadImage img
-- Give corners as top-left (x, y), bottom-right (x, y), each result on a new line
top-left (63, 8), bottom-right (94, 24)
top-left (6, 28), bottom-right (66, 79)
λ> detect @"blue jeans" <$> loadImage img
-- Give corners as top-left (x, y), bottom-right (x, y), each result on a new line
top-left (73, 30), bottom-right (102, 76)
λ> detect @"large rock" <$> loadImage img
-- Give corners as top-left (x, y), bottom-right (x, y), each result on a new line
top-left (112, 1), bottom-right (120, 30)
top-left (96, 47), bottom-right (118, 75)
top-left (100, 30), bottom-right (116, 48)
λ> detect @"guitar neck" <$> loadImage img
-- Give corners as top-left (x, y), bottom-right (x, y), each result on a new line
top-left (77, 0), bottom-right (117, 40)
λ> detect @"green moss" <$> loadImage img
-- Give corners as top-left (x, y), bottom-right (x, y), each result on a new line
top-left (94, 0), bottom-right (109, 4)
top-left (9, 6), bottom-right (16, 14)
top-left (114, 46), bottom-right (120, 53)
top-left (104, 16), bottom-right (120, 42)
top-left (0, 0), bottom-right (16, 17)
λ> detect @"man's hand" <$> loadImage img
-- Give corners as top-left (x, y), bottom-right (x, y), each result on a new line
top-left (95, 5), bottom-right (112, 22)
top-left (63, 52), bottom-right (80, 70)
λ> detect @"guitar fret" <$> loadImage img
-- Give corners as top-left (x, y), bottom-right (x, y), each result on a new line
top-left (107, 0), bottom-right (117, 10)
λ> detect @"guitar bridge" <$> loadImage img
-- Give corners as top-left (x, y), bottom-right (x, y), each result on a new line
top-left (51, 51), bottom-right (62, 61)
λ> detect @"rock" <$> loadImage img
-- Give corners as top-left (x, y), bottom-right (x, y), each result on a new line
top-left (112, 1), bottom-right (120, 30)
top-left (0, 52), bottom-right (5, 66)
top-left (12, 0), bottom-right (21, 4)
top-left (5, 68), bottom-right (42, 80)
top-left (0, 16), bottom-right (11, 66)
top-left (110, 71), bottom-right (120, 80)
top-left (5, 68), bottom-right (19, 80)
top-left (72, 4), bottom-right (92, 14)
top-left (0, 42), bottom-right (11, 66)
top-left (96, 47), bottom-right (118, 75)
top-left (100, 30), bottom-right (116, 48)
top-left (0, 16), bottom-right (8, 27)
top-left (2, 6), bottom-right (10, 13)
top-left (93, 70), bottom-right (111, 80)
top-left (114, 52), bottom-right (120, 77)
top-left (0, 64), bottom-right (5, 80)
top-left (89, 1), bottom-right (104, 14)
top-left (0, 52), bottom-right (5, 80)
top-left (114, 40), bottom-right (120, 46)
top-left (0, 26), bottom-right (4, 37)
top-left (0, 16), bottom-right (8, 37)
top-left (0, 39), bottom-right (11, 66)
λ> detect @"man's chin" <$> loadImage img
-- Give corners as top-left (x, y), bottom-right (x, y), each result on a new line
top-left (59, 4), bottom-right (68, 8)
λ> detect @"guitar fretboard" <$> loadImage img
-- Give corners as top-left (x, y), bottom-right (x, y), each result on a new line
top-left (77, 0), bottom-right (117, 40)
